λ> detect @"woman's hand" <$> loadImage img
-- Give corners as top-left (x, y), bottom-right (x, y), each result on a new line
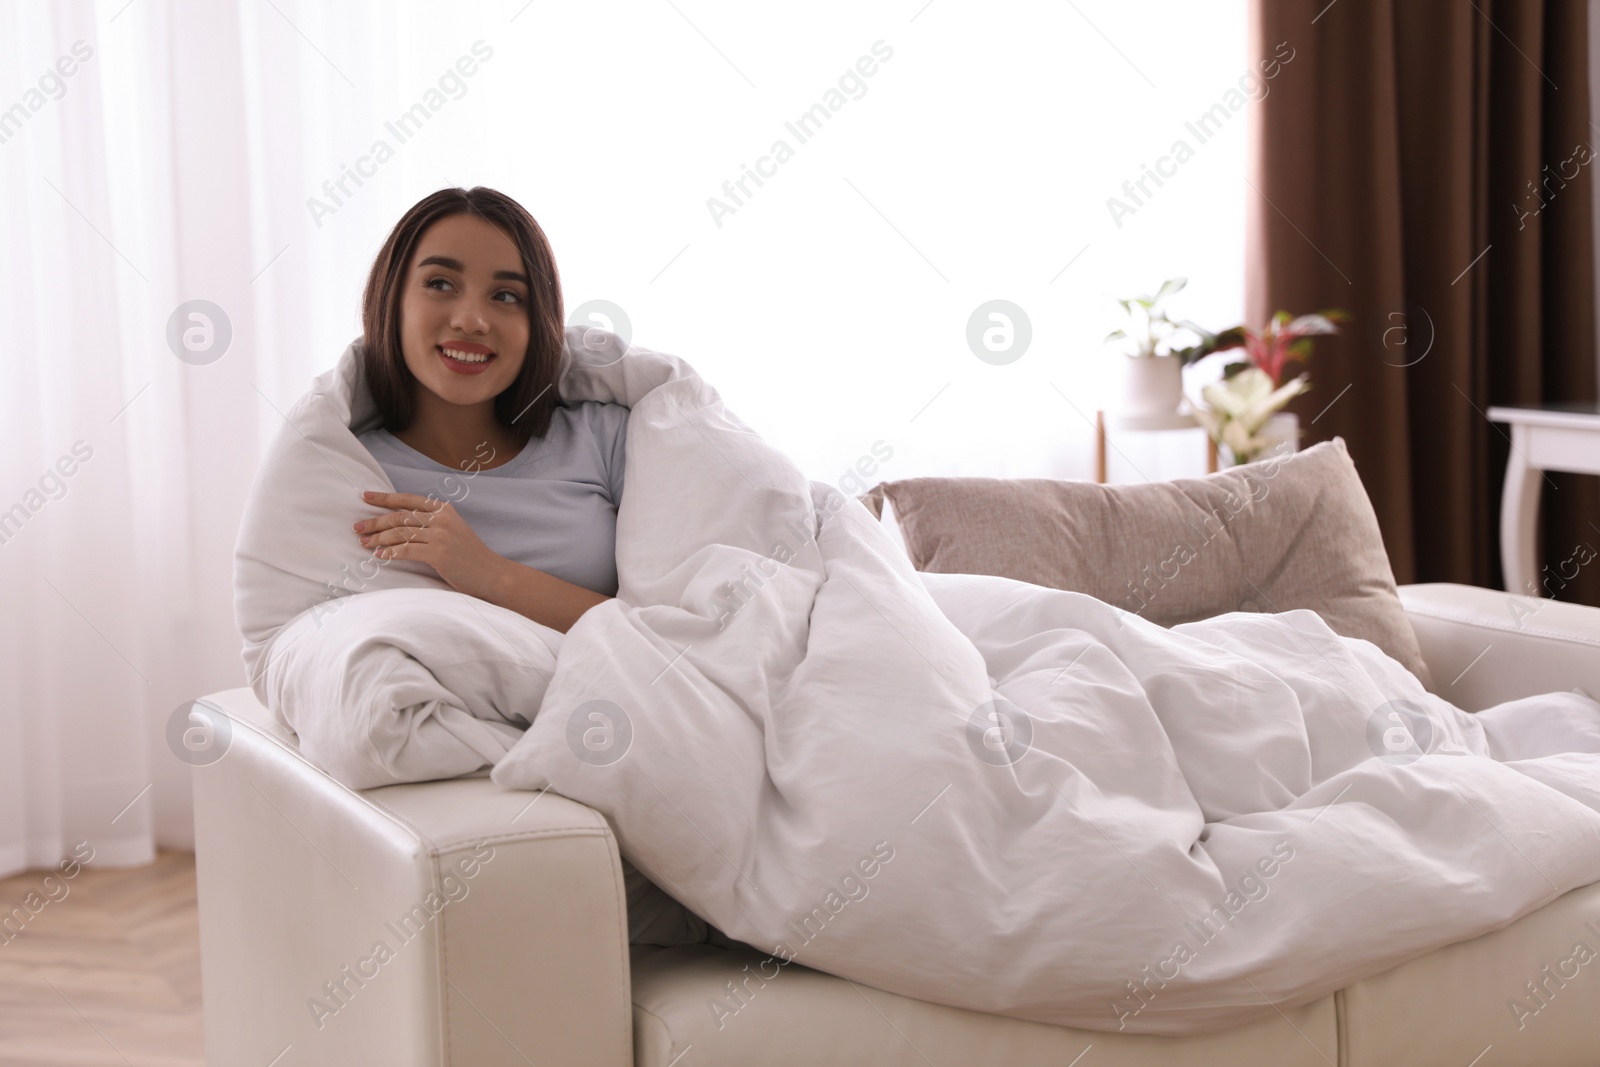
top-left (354, 490), bottom-right (507, 602)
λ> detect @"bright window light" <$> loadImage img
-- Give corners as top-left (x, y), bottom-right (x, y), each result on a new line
top-left (244, 0), bottom-right (1250, 485)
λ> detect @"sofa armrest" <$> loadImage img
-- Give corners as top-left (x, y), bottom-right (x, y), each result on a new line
top-left (1398, 583), bottom-right (1600, 711)
top-left (192, 687), bottom-right (632, 1067)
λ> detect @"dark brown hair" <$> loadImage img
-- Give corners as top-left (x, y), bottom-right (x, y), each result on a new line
top-left (361, 187), bottom-right (564, 445)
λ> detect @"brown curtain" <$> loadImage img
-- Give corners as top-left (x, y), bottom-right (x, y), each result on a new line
top-left (1248, 0), bottom-right (1600, 607)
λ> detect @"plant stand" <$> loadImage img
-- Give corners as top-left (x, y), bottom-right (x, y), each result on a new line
top-left (1095, 409), bottom-right (1218, 484)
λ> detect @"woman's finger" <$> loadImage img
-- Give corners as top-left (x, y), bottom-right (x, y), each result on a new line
top-left (362, 503), bottom-right (448, 533)
top-left (392, 509), bottom-right (435, 530)
top-left (365, 525), bottom-right (429, 548)
top-left (363, 490), bottom-right (442, 511)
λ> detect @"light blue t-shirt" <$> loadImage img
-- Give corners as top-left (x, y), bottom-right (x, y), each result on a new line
top-left (357, 401), bottom-right (629, 597)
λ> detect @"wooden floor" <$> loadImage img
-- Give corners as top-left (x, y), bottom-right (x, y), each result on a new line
top-left (0, 851), bottom-right (203, 1066)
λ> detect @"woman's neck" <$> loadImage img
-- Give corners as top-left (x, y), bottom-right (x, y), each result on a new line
top-left (394, 394), bottom-right (523, 471)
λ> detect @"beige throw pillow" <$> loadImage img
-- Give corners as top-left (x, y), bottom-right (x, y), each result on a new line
top-left (859, 438), bottom-right (1434, 689)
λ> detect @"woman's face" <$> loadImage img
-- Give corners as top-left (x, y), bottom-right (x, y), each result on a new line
top-left (398, 212), bottom-right (531, 410)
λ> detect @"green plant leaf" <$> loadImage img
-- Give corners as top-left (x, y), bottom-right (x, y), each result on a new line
top-left (1210, 325), bottom-right (1248, 352)
top-left (1286, 313), bottom-right (1342, 336)
top-left (1169, 323), bottom-right (1214, 365)
top-left (1154, 277), bottom-right (1187, 305)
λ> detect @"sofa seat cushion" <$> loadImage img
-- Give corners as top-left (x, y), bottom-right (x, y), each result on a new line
top-left (629, 942), bottom-right (1338, 1067)
top-left (859, 438), bottom-right (1434, 689)
top-left (1341, 879), bottom-right (1600, 1067)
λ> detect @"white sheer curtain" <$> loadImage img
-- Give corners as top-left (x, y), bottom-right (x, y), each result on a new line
top-left (0, 0), bottom-right (1245, 877)
top-left (2, 0), bottom-right (215, 872)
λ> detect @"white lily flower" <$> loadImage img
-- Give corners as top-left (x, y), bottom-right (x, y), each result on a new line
top-left (1222, 418), bottom-right (1257, 457)
top-left (1201, 368), bottom-right (1270, 419)
top-left (1192, 368), bottom-right (1311, 465)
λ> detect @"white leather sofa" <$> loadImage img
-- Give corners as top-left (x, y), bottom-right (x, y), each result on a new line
top-left (193, 579), bottom-right (1600, 1066)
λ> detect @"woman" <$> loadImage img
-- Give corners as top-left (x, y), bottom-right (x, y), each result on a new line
top-left (351, 187), bottom-right (625, 634)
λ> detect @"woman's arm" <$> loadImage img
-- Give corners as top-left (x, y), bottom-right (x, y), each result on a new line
top-left (356, 491), bottom-right (611, 634)
top-left (483, 557), bottom-right (610, 635)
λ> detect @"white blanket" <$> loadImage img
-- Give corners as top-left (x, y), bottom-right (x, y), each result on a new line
top-left (236, 327), bottom-right (1600, 1035)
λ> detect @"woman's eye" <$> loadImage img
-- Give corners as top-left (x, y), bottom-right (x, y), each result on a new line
top-left (422, 276), bottom-right (519, 304)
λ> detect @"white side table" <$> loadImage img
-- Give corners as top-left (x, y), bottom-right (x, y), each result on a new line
top-left (1094, 410), bottom-right (1217, 483)
top-left (1486, 403), bottom-right (1600, 595)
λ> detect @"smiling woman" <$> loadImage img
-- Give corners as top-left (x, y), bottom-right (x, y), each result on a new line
top-left (352, 188), bottom-right (629, 634)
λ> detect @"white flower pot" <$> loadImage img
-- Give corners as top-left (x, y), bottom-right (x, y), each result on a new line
top-left (1114, 355), bottom-right (1184, 416)
top-left (1221, 412), bottom-right (1300, 467)
top-left (1260, 411), bottom-right (1300, 457)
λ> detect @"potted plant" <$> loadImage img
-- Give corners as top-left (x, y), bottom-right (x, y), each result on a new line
top-left (1103, 278), bottom-right (1220, 415)
top-left (1192, 309), bottom-right (1348, 466)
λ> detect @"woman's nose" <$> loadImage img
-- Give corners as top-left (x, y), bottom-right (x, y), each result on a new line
top-left (451, 299), bottom-right (490, 334)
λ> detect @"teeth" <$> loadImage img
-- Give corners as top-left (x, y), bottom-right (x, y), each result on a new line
top-left (441, 347), bottom-right (491, 363)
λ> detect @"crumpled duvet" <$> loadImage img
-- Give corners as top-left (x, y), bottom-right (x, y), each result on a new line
top-left (235, 326), bottom-right (1600, 1035)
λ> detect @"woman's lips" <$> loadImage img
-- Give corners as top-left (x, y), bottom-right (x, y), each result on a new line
top-left (437, 344), bottom-right (496, 375)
